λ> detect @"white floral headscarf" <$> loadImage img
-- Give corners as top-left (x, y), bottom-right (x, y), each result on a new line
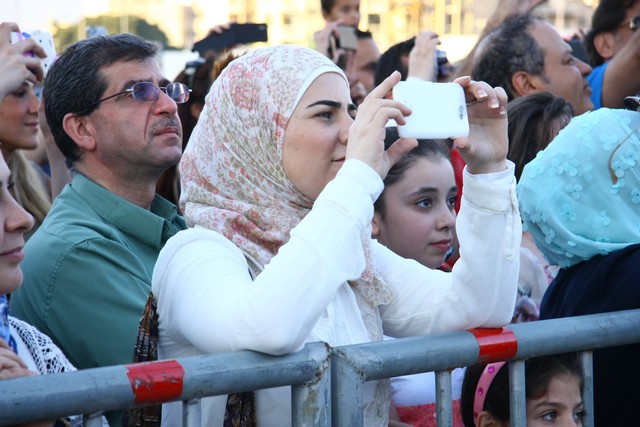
top-left (518, 108), bottom-right (640, 268)
top-left (180, 44), bottom-right (392, 306)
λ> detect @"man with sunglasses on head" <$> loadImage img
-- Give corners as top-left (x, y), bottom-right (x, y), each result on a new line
top-left (10, 33), bottom-right (187, 425)
top-left (583, 0), bottom-right (640, 109)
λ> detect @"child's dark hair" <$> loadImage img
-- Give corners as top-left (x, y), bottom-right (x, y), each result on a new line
top-left (321, 0), bottom-right (336, 14)
top-left (374, 127), bottom-right (452, 213)
top-left (460, 353), bottom-right (584, 426)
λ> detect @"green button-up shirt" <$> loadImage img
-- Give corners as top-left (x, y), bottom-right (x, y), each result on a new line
top-left (11, 173), bottom-right (186, 370)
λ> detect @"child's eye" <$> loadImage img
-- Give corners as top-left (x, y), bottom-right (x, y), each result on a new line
top-left (447, 196), bottom-right (458, 207)
top-left (416, 198), bottom-right (432, 209)
top-left (541, 411), bottom-right (559, 421)
top-left (7, 180), bottom-right (15, 191)
top-left (574, 409), bottom-right (586, 422)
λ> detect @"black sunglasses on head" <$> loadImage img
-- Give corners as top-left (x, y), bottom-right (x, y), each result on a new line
top-left (619, 15), bottom-right (640, 31)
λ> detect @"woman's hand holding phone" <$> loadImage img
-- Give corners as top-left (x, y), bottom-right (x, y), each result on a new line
top-left (347, 71), bottom-right (417, 179)
top-left (451, 76), bottom-right (508, 175)
top-left (0, 22), bottom-right (45, 100)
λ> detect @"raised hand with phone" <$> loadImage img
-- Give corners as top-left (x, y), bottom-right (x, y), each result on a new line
top-left (0, 22), bottom-right (46, 101)
top-left (391, 76), bottom-right (508, 175)
top-left (450, 76), bottom-right (508, 175)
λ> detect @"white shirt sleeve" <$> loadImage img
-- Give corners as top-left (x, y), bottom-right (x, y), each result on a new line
top-left (153, 159), bottom-right (383, 356)
top-left (377, 162), bottom-right (521, 337)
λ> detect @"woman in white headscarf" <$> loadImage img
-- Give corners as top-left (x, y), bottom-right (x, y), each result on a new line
top-left (153, 44), bottom-right (521, 426)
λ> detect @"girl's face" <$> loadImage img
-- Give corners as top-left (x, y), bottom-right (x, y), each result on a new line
top-left (0, 154), bottom-right (34, 294)
top-left (0, 82), bottom-right (40, 156)
top-left (526, 374), bottom-right (584, 426)
top-left (282, 72), bottom-right (355, 201)
top-left (373, 156), bottom-right (457, 269)
top-left (323, 0), bottom-right (361, 27)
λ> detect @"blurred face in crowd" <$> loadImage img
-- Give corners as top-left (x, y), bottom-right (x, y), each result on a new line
top-left (354, 36), bottom-right (380, 93)
top-left (282, 72), bottom-right (355, 200)
top-left (0, 82), bottom-right (40, 158)
top-left (609, 2), bottom-right (640, 57)
top-left (373, 155), bottom-right (457, 269)
top-left (529, 21), bottom-right (593, 115)
top-left (324, 0), bottom-right (361, 27)
top-left (0, 152), bottom-right (34, 293)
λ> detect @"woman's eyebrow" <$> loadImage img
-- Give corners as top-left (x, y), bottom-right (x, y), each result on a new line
top-left (306, 100), bottom-right (342, 109)
top-left (410, 187), bottom-right (438, 197)
top-left (306, 100), bottom-right (358, 113)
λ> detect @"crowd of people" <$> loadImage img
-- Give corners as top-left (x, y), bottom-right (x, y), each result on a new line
top-left (1, 0), bottom-right (639, 425)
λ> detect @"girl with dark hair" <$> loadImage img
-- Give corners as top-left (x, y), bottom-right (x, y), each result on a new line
top-left (460, 353), bottom-right (585, 427)
top-left (376, 128), bottom-right (465, 426)
top-left (374, 128), bottom-right (456, 270)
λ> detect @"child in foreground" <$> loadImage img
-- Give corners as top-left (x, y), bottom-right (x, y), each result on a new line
top-left (460, 353), bottom-right (585, 426)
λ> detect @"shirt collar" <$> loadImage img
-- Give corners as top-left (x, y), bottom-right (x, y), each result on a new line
top-left (71, 173), bottom-right (185, 248)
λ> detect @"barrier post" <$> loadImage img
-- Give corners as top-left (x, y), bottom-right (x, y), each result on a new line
top-left (83, 412), bottom-right (105, 427)
top-left (508, 360), bottom-right (526, 427)
top-left (435, 370), bottom-right (452, 427)
top-left (579, 351), bottom-right (594, 427)
top-left (291, 353), bottom-right (331, 426)
top-left (331, 347), bottom-right (364, 426)
top-left (182, 398), bottom-right (201, 427)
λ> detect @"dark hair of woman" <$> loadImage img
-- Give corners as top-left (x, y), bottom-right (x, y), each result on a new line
top-left (507, 92), bottom-right (573, 181)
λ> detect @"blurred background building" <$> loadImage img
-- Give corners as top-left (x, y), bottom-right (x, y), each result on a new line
top-left (5, 0), bottom-right (598, 77)
top-left (106, 0), bottom-right (597, 52)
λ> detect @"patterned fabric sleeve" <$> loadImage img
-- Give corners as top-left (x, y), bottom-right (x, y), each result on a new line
top-left (10, 316), bottom-right (110, 427)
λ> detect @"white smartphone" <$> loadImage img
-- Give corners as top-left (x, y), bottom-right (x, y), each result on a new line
top-left (10, 30), bottom-right (57, 77)
top-left (393, 80), bottom-right (469, 139)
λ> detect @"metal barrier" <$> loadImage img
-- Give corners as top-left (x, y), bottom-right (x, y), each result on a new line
top-left (1, 309), bottom-right (639, 426)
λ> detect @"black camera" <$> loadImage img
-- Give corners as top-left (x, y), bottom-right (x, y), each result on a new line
top-left (336, 26), bottom-right (358, 51)
top-left (436, 49), bottom-right (450, 79)
top-left (624, 96), bottom-right (640, 112)
top-left (192, 23), bottom-right (268, 56)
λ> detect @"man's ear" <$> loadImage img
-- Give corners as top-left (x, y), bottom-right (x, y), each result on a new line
top-left (371, 211), bottom-right (382, 237)
top-left (476, 410), bottom-right (507, 427)
top-left (593, 32), bottom-right (616, 61)
top-left (511, 70), bottom-right (541, 97)
top-left (62, 113), bottom-right (96, 151)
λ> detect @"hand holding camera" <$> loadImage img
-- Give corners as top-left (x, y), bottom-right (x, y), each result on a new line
top-left (448, 76), bottom-right (509, 175)
top-left (348, 71), bottom-right (417, 179)
top-left (407, 31), bottom-right (440, 82)
top-left (10, 30), bottom-right (57, 77)
top-left (393, 80), bottom-right (469, 139)
top-left (0, 22), bottom-right (47, 101)
top-left (392, 77), bottom-right (508, 174)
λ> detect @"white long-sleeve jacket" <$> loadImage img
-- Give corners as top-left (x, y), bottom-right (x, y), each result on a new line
top-left (153, 159), bottom-right (521, 427)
